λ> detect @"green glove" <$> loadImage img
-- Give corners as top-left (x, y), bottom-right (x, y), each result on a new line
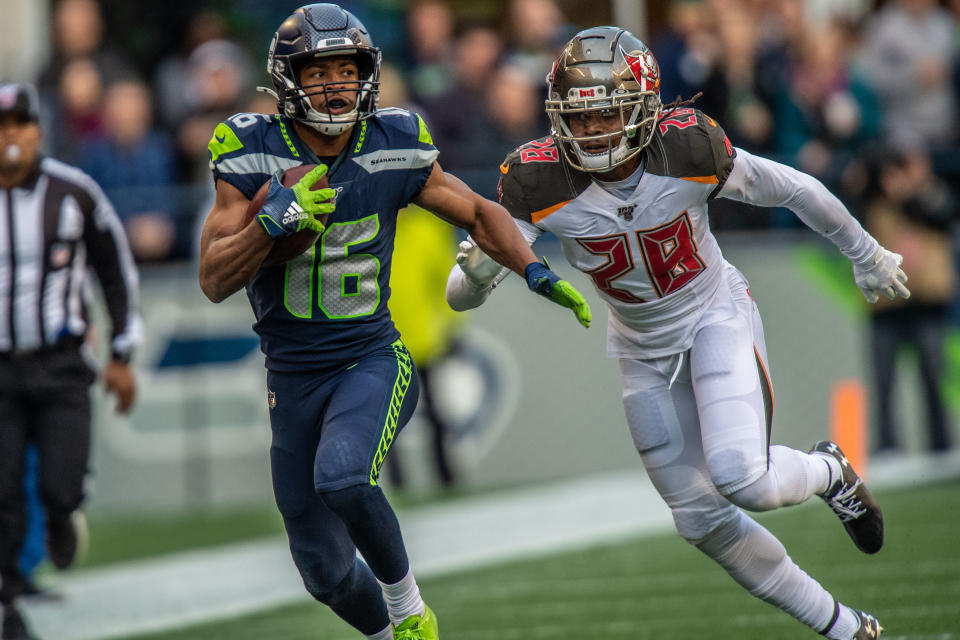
top-left (524, 261), bottom-right (592, 328)
top-left (258, 164), bottom-right (336, 237)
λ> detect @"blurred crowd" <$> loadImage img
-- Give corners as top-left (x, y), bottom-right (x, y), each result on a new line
top-left (21, 0), bottom-right (960, 262)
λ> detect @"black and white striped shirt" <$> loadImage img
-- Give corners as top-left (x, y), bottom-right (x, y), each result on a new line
top-left (0, 156), bottom-right (141, 358)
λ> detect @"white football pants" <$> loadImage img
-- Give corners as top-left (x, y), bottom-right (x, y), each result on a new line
top-left (620, 269), bottom-right (841, 633)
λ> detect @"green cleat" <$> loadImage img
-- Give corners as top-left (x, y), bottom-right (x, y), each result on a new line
top-left (393, 604), bottom-right (439, 640)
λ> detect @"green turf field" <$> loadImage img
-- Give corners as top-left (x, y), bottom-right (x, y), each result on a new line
top-left (79, 508), bottom-right (284, 568)
top-left (76, 487), bottom-right (482, 569)
top-left (115, 478), bottom-right (960, 640)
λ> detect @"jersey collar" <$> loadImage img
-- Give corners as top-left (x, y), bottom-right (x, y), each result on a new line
top-left (283, 115), bottom-right (362, 180)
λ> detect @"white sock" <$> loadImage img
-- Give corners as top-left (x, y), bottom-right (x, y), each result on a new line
top-left (810, 451), bottom-right (842, 495)
top-left (742, 446), bottom-right (833, 506)
top-left (366, 624), bottom-right (394, 640)
top-left (695, 511), bottom-right (843, 633)
top-left (824, 604), bottom-right (859, 640)
top-left (379, 568), bottom-right (425, 626)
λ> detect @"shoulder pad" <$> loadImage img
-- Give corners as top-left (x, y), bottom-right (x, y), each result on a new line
top-left (499, 136), bottom-right (591, 224)
top-left (208, 113), bottom-right (301, 199)
top-left (208, 113), bottom-right (274, 166)
top-left (374, 106), bottom-right (415, 125)
top-left (645, 109), bottom-right (735, 194)
top-left (366, 109), bottom-right (436, 151)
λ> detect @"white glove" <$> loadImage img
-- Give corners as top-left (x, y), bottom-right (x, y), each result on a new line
top-left (853, 247), bottom-right (911, 303)
top-left (456, 239), bottom-right (504, 288)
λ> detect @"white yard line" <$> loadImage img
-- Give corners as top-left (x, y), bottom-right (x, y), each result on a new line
top-left (20, 453), bottom-right (960, 640)
top-left (20, 470), bottom-right (672, 640)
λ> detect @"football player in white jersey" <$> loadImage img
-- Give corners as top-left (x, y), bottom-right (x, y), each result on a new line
top-left (447, 27), bottom-right (907, 639)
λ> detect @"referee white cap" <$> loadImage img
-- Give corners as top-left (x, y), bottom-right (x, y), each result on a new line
top-left (0, 82), bottom-right (40, 122)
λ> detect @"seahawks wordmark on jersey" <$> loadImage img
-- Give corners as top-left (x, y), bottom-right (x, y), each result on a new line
top-left (208, 108), bottom-right (438, 371)
top-left (498, 109), bottom-right (737, 359)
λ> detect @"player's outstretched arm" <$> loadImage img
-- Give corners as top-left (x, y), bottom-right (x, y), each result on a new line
top-left (717, 148), bottom-right (910, 303)
top-left (415, 164), bottom-right (536, 274)
top-left (416, 163), bottom-right (591, 327)
top-left (198, 180), bottom-right (275, 302)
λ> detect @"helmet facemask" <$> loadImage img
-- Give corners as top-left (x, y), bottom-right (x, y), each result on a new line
top-left (265, 6), bottom-right (381, 137)
top-left (547, 90), bottom-right (660, 172)
top-left (545, 28), bottom-right (663, 173)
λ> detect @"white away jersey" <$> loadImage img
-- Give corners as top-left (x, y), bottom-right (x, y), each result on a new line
top-left (498, 109), bottom-right (738, 358)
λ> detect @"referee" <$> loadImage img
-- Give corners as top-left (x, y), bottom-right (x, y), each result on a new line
top-left (0, 82), bottom-right (142, 640)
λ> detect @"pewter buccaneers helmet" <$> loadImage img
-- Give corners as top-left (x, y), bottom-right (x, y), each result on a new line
top-left (546, 27), bottom-right (662, 172)
top-left (266, 3), bottom-right (381, 136)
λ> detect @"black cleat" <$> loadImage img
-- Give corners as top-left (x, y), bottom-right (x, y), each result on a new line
top-left (811, 441), bottom-right (884, 554)
top-left (851, 609), bottom-right (883, 639)
top-left (47, 510), bottom-right (88, 570)
top-left (2, 603), bottom-right (38, 640)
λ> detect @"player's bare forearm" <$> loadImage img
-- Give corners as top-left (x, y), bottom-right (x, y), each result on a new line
top-left (199, 181), bottom-right (275, 302)
top-left (199, 221), bottom-right (273, 302)
top-left (466, 198), bottom-right (537, 275)
top-left (415, 165), bottom-right (536, 275)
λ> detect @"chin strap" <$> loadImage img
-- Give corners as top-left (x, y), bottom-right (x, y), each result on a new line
top-left (304, 117), bottom-right (356, 136)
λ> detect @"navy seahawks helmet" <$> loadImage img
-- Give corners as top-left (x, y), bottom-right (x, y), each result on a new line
top-left (267, 3), bottom-right (380, 135)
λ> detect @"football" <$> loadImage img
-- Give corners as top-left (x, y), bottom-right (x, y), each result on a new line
top-left (246, 164), bottom-right (330, 267)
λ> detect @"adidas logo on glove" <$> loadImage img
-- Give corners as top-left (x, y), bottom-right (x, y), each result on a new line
top-left (282, 202), bottom-right (304, 225)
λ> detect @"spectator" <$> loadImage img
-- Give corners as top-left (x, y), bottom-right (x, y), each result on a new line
top-left (774, 20), bottom-right (881, 190)
top-left (862, 0), bottom-right (958, 149)
top-left (377, 62), bottom-right (423, 116)
top-left (858, 142), bottom-right (956, 454)
top-left (425, 25), bottom-right (504, 182)
top-left (47, 57), bottom-right (105, 162)
top-left (504, 0), bottom-right (575, 88)
top-left (652, 1), bottom-right (727, 119)
top-left (751, 0), bottom-right (807, 115)
top-left (403, 0), bottom-right (456, 102)
top-left (715, 5), bottom-right (774, 153)
top-left (36, 0), bottom-right (131, 90)
top-left (465, 65), bottom-right (546, 198)
top-left (80, 78), bottom-right (178, 262)
top-left (174, 39), bottom-right (254, 184)
top-left (486, 65), bottom-right (545, 144)
top-left (153, 10), bottom-right (230, 130)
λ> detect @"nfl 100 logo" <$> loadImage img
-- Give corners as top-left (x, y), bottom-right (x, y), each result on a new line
top-left (617, 204), bottom-right (636, 221)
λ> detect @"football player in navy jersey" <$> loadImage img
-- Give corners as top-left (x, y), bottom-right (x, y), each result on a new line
top-left (448, 27), bottom-right (908, 639)
top-left (197, 5), bottom-right (591, 640)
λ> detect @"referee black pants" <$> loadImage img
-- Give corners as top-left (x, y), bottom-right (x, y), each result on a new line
top-left (0, 347), bottom-right (94, 603)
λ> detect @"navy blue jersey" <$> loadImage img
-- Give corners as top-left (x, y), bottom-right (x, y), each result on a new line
top-left (208, 109), bottom-right (439, 371)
